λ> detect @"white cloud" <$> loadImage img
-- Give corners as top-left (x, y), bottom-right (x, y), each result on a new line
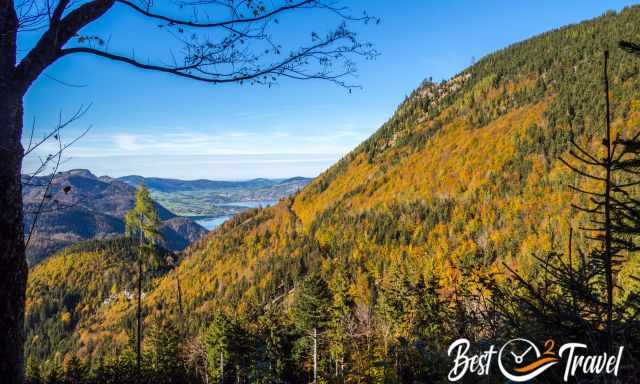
top-left (113, 133), bottom-right (143, 151)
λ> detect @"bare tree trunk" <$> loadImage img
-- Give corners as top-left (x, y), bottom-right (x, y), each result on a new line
top-left (137, 257), bottom-right (143, 381)
top-left (603, 50), bottom-right (614, 354)
top-left (220, 350), bottom-right (224, 384)
top-left (568, 227), bottom-right (577, 311)
top-left (313, 327), bottom-right (317, 384)
top-left (0, 86), bottom-right (27, 384)
top-left (204, 351), bottom-right (209, 384)
top-left (176, 271), bottom-right (184, 330)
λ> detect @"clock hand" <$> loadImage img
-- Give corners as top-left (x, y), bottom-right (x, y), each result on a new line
top-left (519, 346), bottom-right (533, 358)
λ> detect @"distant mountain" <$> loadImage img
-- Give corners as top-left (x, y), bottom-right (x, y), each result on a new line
top-left (117, 175), bottom-right (312, 193)
top-left (22, 169), bottom-right (207, 265)
top-left (118, 174), bottom-right (312, 217)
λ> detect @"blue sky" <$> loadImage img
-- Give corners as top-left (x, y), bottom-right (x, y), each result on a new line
top-left (20, 0), bottom-right (638, 180)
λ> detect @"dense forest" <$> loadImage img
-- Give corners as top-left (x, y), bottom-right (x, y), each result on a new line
top-left (25, 6), bottom-right (640, 383)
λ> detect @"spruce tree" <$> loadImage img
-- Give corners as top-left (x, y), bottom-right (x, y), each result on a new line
top-left (292, 272), bottom-right (331, 383)
top-left (255, 308), bottom-right (290, 384)
top-left (147, 318), bottom-right (184, 380)
top-left (559, 50), bottom-right (640, 352)
top-left (25, 357), bottom-right (42, 384)
top-left (205, 311), bottom-right (234, 383)
top-left (328, 265), bottom-right (354, 380)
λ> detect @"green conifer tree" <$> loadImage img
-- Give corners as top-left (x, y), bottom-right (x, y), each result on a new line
top-left (292, 272), bottom-right (331, 383)
top-left (255, 308), bottom-right (290, 384)
top-left (205, 311), bottom-right (234, 383)
top-left (328, 265), bottom-right (354, 380)
top-left (146, 318), bottom-right (185, 380)
top-left (62, 355), bottom-right (84, 384)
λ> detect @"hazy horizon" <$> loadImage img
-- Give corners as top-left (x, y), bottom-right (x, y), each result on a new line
top-left (22, 153), bottom-right (336, 180)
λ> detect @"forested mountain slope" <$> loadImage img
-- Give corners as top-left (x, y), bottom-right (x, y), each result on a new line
top-left (27, 7), bottom-right (640, 382)
top-left (25, 238), bottom-right (177, 371)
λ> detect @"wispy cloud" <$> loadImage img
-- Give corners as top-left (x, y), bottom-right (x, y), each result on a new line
top-left (22, 153), bottom-right (342, 179)
top-left (113, 133), bottom-right (143, 151)
top-left (25, 126), bottom-right (369, 159)
top-left (21, 121), bottom-right (373, 179)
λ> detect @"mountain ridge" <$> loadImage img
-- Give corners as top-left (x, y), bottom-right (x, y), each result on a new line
top-left (117, 173), bottom-right (312, 192)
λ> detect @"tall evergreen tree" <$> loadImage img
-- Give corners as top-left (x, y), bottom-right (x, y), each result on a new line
top-left (559, 50), bottom-right (640, 351)
top-left (328, 266), bottom-right (354, 381)
top-left (146, 318), bottom-right (185, 380)
top-left (25, 356), bottom-right (42, 384)
top-left (292, 272), bottom-right (331, 383)
top-left (205, 311), bottom-right (235, 383)
top-left (62, 355), bottom-right (85, 384)
top-left (254, 308), bottom-right (291, 384)
top-left (125, 184), bottom-right (162, 379)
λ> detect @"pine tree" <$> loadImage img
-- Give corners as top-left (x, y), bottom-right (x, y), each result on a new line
top-left (43, 361), bottom-right (62, 384)
top-left (559, 50), bottom-right (640, 352)
top-left (375, 263), bottom-right (411, 360)
top-left (408, 274), bottom-right (449, 382)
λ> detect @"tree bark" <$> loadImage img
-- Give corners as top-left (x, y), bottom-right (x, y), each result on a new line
top-left (0, 89), bottom-right (27, 384)
top-left (1, 2), bottom-right (26, 382)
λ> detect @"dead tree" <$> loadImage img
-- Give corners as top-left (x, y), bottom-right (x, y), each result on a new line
top-left (0, 1), bottom-right (378, 382)
top-left (559, 50), bottom-right (640, 352)
top-left (478, 47), bottom-right (640, 381)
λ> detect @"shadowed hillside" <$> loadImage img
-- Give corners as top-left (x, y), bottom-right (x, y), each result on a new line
top-left (23, 169), bottom-right (207, 264)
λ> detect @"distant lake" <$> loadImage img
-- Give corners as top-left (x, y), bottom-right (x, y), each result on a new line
top-left (195, 200), bottom-right (278, 230)
top-left (216, 200), bottom-right (278, 208)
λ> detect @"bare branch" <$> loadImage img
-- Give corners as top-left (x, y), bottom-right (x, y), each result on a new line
top-left (559, 156), bottom-right (606, 181)
top-left (23, 103), bottom-right (91, 157)
top-left (59, 22), bottom-right (376, 88)
top-left (117, 0), bottom-right (316, 28)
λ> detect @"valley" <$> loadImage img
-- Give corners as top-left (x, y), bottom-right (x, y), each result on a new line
top-left (22, 171), bottom-right (309, 263)
top-left (119, 175), bottom-right (310, 228)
